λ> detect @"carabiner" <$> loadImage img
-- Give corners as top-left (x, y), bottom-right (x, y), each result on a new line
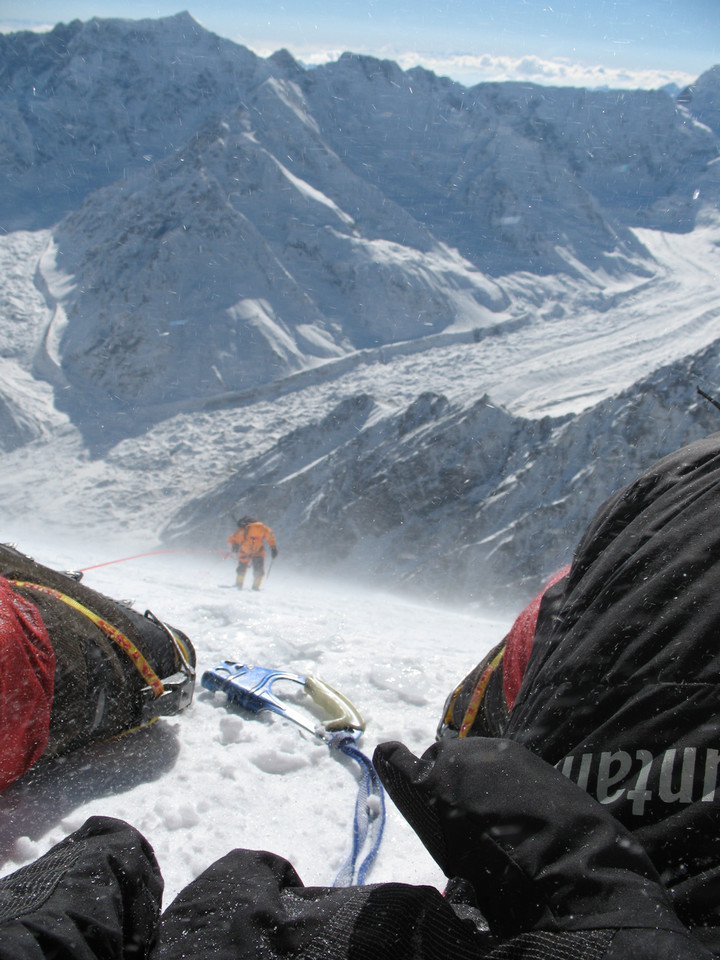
top-left (201, 662), bottom-right (365, 740)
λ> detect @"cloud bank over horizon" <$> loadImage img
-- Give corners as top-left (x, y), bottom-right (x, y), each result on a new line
top-left (0, 15), bottom-right (704, 91)
top-left (295, 46), bottom-right (698, 91)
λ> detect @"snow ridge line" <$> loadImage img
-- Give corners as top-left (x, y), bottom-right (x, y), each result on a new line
top-left (201, 316), bottom-right (530, 415)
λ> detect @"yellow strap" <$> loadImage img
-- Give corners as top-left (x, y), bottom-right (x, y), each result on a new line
top-left (9, 581), bottom-right (164, 697)
top-left (458, 647), bottom-right (505, 738)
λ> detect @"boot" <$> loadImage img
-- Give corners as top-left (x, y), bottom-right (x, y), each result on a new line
top-left (252, 576), bottom-right (263, 592)
top-left (0, 543), bottom-right (196, 764)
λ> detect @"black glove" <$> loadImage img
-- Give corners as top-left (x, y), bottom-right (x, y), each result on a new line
top-left (373, 739), bottom-right (685, 940)
top-left (271, 546), bottom-right (278, 559)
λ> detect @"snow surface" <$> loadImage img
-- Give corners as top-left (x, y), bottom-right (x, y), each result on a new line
top-left (0, 526), bottom-right (506, 905)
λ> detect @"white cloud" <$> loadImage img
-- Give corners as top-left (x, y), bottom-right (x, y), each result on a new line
top-left (390, 51), bottom-right (697, 91)
top-left (261, 43), bottom-right (698, 91)
top-left (0, 20), bottom-right (55, 33)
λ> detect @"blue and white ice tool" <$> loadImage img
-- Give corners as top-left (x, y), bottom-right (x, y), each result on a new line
top-left (201, 661), bottom-right (385, 887)
top-left (201, 662), bottom-right (365, 739)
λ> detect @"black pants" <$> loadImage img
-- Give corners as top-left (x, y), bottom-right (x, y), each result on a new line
top-left (0, 817), bottom-right (490, 960)
top-left (0, 816), bottom-right (162, 960)
top-left (236, 554), bottom-right (264, 584)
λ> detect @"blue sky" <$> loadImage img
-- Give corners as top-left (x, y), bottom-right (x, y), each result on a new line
top-left (2, 0), bottom-right (718, 89)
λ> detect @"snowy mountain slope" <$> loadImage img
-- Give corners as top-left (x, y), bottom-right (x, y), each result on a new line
top-left (162, 337), bottom-right (720, 608)
top-left (0, 537), bottom-right (507, 903)
top-left (32, 117), bottom-right (718, 440)
top-left (0, 15), bottom-right (718, 439)
top-left (0, 230), bottom-right (71, 451)
top-left (1, 216), bottom-right (718, 604)
top-left (0, 12), bottom-right (268, 230)
top-left (1, 15), bottom-right (720, 606)
top-left (0, 231), bottom-right (51, 364)
top-left (680, 65), bottom-right (720, 138)
top-left (43, 91), bottom-right (509, 426)
top-left (302, 61), bottom-right (717, 266)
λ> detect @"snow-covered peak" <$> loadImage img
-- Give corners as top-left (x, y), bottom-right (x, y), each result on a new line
top-left (1, 15), bottom-right (714, 433)
top-left (0, 13), bottom-right (266, 229)
top-left (679, 64), bottom-right (720, 137)
top-left (0, 15), bottom-right (719, 605)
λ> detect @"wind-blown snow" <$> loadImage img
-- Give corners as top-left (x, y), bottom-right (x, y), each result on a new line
top-left (1, 214), bottom-right (719, 603)
top-left (0, 532), bottom-right (506, 904)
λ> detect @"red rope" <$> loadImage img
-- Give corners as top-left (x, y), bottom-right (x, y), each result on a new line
top-left (78, 549), bottom-right (226, 572)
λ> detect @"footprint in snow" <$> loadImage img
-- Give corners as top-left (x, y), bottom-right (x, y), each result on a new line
top-left (251, 750), bottom-right (309, 775)
top-left (217, 715), bottom-right (248, 745)
top-left (159, 804), bottom-right (201, 831)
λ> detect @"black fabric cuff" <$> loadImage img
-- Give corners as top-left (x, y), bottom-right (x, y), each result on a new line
top-left (374, 738), bottom-right (688, 939)
top-left (0, 816), bottom-right (162, 960)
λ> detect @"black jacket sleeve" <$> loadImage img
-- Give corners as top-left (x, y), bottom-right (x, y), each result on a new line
top-left (0, 816), bottom-right (162, 960)
top-left (374, 738), bottom-right (714, 960)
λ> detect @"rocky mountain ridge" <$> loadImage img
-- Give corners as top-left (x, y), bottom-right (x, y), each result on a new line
top-left (1, 14), bottom-right (720, 603)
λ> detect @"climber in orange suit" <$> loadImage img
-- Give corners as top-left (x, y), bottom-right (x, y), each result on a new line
top-left (227, 516), bottom-right (278, 591)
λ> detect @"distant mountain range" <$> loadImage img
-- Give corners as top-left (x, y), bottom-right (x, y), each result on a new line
top-left (1, 13), bottom-right (719, 604)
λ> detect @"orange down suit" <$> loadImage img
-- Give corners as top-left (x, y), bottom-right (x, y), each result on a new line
top-left (227, 522), bottom-right (276, 562)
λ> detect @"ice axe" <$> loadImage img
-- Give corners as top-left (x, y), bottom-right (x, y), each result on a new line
top-left (698, 386), bottom-right (720, 414)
